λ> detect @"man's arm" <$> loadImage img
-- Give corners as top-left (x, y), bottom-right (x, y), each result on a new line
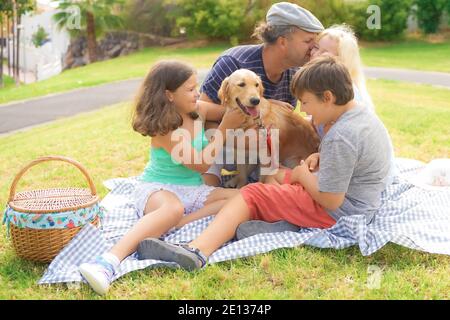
top-left (199, 92), bottom-right (214, 103)
top-left (200, 93), bottom-right (221, 130)
top-left (197, 99), bottom-right (225, 122)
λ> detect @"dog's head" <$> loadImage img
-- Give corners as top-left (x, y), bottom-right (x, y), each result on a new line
top-left (218, 69), bottom-right (264, 118)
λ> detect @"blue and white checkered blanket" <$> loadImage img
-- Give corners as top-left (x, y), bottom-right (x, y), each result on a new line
top-left (38, 158), bottom-right (450, 285)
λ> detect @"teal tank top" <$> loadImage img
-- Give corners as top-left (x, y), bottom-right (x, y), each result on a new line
top-left (140, 127), bottom-right (209, 186)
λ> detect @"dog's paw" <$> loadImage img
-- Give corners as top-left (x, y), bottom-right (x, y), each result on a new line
top-left (224, 175), bottom-right (248, 189)
top-left (224, 176), bottom-right (239, 188)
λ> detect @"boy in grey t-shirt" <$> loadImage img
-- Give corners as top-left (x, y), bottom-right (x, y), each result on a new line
top-left (134, 56), bottom-right (394, 270)
top-left (236, 58), bottom-right (393, 240)
top-left (291, 56), bottom-right (392, 224)
top-left (318, 103), bottom-right (392, 223)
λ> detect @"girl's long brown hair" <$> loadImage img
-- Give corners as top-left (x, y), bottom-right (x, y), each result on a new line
top-left (132, 60), bottom-right (198, 137)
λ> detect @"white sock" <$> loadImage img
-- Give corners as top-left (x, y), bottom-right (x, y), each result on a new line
top-left (101, 252), bottom-right (120, 271)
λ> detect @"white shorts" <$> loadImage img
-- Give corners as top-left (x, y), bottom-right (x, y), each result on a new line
top-left (133, 181), bottom-right (215, 218)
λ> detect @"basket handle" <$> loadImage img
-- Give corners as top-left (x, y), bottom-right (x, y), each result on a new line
top-left (8, 155), bottom-right (97, 202)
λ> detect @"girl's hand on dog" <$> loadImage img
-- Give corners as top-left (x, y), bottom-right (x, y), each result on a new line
top-left (304, 153), bottom-right (320, 172)
top-left (219, 108), bottom-right (246, 130)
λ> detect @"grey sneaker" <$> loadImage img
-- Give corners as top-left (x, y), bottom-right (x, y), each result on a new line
top-left (137, 238), bottom-right (207, 271)
top-left (235, 220), bottom-right (300, 240)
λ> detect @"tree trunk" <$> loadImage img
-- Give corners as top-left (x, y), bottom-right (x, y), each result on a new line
top-left (16, 14), bottom-right (20, 86)
top-left (86, 11), bottom-right (98, 63)
top-left (12, 0), bottom-right (18, 85)
top-left (7, 15), bottom-right (11, 77)
top-left (12, 14), bottom-right (16, 83)
top-left (1, 15), bottom-right (3, 87)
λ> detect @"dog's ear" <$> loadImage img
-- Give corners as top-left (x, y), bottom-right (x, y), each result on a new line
top-left (218, 77), bottom-right (230, 104)
top-left (257, 77), bottom-right (264, 96)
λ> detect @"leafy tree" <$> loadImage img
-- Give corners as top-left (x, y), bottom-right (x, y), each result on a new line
top-left (53, 0), bottom-right (124, 63)
top-left (122, 0), bottom-right (176, 37)
top-left (0, 0), bottom-right (34, 87)
top-left (349, 0), bottom-right (413, 41)
top-left (414, 0), bottom-right (447, 34)
top-left (170, 0), bottom-right (269, 44)
top-left (32, 25), bottom-right (49, 47)
top-left (292, 0), bottom-right (354, 28)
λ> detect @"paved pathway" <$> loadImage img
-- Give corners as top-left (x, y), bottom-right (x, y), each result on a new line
top-left (364, 67), bottom-right (450, 88)
top-left (1, 68), bottom-right (449, 136)
top-left (0, 78), bottom-right (143, 135)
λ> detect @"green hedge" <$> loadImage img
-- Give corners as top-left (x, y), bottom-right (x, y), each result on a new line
top-left (347, 0), bottom-right (412, 41)
top-left (168, 0), bottom-right (268, 44)
top-left (121, 0), bottom-right (415, 43)
top-left (414, 0), bottom-right (448, 34)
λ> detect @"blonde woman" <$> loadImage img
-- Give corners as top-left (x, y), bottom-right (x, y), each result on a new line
top-left (311, 24), bottom-right (374, 117)
top-left (310, 25), bottom-right (397, 175)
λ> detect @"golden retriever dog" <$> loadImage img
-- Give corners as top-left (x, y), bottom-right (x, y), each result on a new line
top-left (217, 69), bottom-right (320, 188)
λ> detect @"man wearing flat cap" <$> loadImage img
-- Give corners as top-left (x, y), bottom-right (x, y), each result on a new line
top-left (200, 2), bottom-right (324, 187)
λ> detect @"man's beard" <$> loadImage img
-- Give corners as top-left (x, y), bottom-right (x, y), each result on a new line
top-left (288, 51), bottom-right (311, 68)
top-left (302, 52), bottom-right (312, 65)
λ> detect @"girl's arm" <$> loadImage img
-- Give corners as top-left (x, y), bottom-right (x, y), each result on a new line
top-left (155, 108), bottom-right (244, 173)
top-left (197, 100), bottom-right (226, 122)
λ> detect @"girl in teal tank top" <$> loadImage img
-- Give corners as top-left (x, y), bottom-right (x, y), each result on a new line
top-left (79, 60), bottom-right (244, 295)
top-left (141, 126), bottom-right (209, 186)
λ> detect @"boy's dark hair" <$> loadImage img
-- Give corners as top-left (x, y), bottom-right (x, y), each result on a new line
top-left (132, 60), bottom-right (198, 137)
top-left (291, 56), bottom-right (354, 105)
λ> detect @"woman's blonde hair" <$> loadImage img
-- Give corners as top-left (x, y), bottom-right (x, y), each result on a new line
top-left (317, 24), bottom-right (374, 109)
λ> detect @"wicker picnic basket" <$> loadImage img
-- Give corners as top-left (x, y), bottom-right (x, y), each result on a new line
top-left (3, 156), bottom-right (102, 263)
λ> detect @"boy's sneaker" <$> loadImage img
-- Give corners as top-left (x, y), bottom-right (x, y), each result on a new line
top-left (235, 220), bottom-right (300, 240)
top-left (79, 255), bottom-right (116, 295)
top-left (137, 238), bottom-right (207, 271)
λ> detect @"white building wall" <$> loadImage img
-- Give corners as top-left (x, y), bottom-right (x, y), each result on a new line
top-left (14, 9), bottom-right (70, 81)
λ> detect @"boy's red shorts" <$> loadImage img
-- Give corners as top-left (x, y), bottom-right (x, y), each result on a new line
top-left (240, 170), bottom-right (336, 229)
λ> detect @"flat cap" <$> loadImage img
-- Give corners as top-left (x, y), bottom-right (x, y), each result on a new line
top-left (266, 2), bottom-right (324, 33)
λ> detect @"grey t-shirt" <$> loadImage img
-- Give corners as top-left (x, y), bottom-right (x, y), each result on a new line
top-left (318, 103), bottom-right (393, 223)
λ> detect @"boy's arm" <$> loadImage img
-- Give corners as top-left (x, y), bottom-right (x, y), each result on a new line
top-left (291, 163), bottom-right (345, 211)
top-left (296, 138), bottom-right (357, 212)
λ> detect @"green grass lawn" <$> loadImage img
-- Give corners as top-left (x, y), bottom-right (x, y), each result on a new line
top-left (1, 40), bottom-right (449, 105)
top-left (360, 40), bottom-right (450, 73)
top-left (0, 74), bottom-right (16, 91)
top-left (0, 44), bottom-right (229, 105)
top-left (0, 79), bottom-right (449, 299)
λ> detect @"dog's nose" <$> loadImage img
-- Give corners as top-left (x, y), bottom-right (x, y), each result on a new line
top-left (250, 97), bottom-right (260, 106)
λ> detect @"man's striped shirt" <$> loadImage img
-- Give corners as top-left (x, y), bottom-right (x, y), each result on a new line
top-left (201, 44), bottom-right (298, 107)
